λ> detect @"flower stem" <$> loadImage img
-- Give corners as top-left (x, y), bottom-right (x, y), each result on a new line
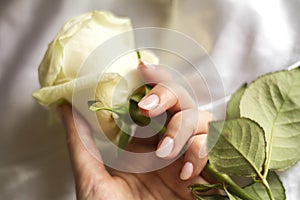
top-left (136, 50), bottom-right (141, 60)
top-left (204, 163), bottom-right (256, 200)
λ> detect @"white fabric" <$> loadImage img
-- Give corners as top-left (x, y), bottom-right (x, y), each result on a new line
top-left (0, 0), bottom-right (299, 199)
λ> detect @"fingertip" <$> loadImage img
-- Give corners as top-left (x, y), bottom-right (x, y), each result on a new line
top-left (180, 162), bottom-right (194, 180)
top-left (138, 94), bottom-right (159, 111)
top-left (181, 134), bottom-right (208, 180)
top-left (155, 136), bottom-right (174, 158)
top-left (181, 158), bottom-right (207, 180)
top-left (138, 59), bottom-right (156, 69)
top-left (138, 61), bottom-right (172, 84)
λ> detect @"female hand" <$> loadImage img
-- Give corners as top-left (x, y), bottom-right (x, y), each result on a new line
top-left (58, 62), bottom-right (213, 200)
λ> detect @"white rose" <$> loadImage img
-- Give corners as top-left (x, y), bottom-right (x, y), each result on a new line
top-left (33, 11), bottom-right (158, 143)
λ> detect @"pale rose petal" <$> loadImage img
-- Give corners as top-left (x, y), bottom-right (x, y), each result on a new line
top-left (33, 11), bottom-right (158, 142)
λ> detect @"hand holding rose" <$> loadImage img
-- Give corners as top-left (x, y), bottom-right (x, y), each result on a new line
top-left (34, 11), bottom-right (214, 199)
top-left (58, 62), bottom-right (213, 200)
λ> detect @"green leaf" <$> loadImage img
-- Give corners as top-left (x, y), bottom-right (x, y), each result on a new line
top-left (240, 67), bottom-right (300, 170)
top-left (226, 84), bottom-right (247, 119)
top-left (208, 118), bottom-right (266, 176)
top-left (224, 187), bottom-right (239, 200)
top-left (194, 196), bottom-right (229, 200)
top-left (189, 183), bottom-right (240, 200)
top-left (189, 184), bottom-right (228, 200)
top-left (130, 85), bottom-right (151, 103)
top-left (189, 183), bottom-right (223, 193)
top-left (244, 171), bottom-right (286, 200)
top-left (130, 93), bottom-right (145, 103)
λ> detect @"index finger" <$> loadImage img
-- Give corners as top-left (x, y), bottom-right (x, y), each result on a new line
top-left (137, 61), bottom-right (196, 116)
top-left (137, 60), bottom-right (173, 85)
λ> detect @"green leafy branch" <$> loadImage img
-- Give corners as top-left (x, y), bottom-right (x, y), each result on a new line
top-left (190, 66), bottom-right (300, 200)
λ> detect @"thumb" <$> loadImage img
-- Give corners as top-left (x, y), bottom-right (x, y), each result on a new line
top-left (58, 103), bottom-right (111, 184)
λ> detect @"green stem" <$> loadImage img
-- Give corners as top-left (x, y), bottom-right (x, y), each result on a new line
top-left (262, 179), bottom-right (275, 200)
top-left (136, 50), bottom-right (141, 60)
top-left (255, 167), bottom-right (274, 200)
top-left (131, 110), bottom-right (166, 136)
top-left (262, 150), bottom-right (275, 200)
top-left (204, 163), bottom-right (256, 200)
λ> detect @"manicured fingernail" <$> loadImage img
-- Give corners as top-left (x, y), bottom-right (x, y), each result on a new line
top-left (139, 59), bottom-right (156, 68)
top-left (138, 94), bottom-right (159, 110)
top-left (156, 136), bottom-right (174, 158)
top-left (180, 162), bottom-right (193, 180)
top-left (199, 134), bottom-right (208, 158)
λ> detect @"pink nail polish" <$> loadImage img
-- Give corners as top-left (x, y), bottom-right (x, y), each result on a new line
top-left (180, 162), bottom-right (193, 180)
top-left (138, 94), bottom-right (159, 110)
top-left (156, 136), bottom-right (174, 158)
